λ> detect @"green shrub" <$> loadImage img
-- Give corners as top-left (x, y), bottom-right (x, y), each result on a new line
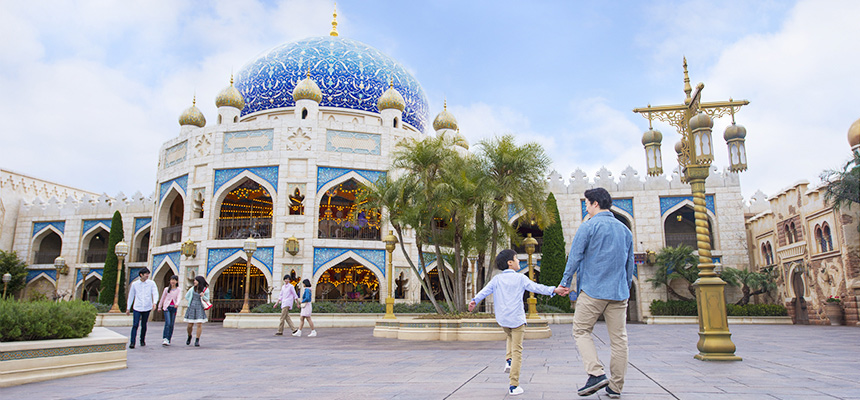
top-left (0, 299), bottom-right (97, 342)
top-left (251, 302), bottom-right (279, 313)
top-left (650, 299), bottom-right (788, 317)
top-left (536, 303), bottom-right (571, 313)
top-left (90, 302), bottom-right (112, 313)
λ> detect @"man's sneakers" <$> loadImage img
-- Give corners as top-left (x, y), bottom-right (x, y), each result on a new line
top-left (605, 386), bottom-right (621, 399)
top-left (308, 330), bottom-right (317, 337)
top-left (292, 330), bottom-right (302, 337)
top-left (504, 358), bottom-right (512, 373)
top-left (162, 338), bottom-right (170, 346)
top-left (508, 386), bottom-right (524, 396)
top-left (577, 374), bottom-right (608, 396)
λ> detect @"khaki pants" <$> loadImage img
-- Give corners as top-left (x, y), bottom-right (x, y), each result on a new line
top-left (277, 306), bottom-right (296, 334)
top-left (503, 324), bottom-right (525, 387)
top-left (572, 292), bottom-right (628, 393)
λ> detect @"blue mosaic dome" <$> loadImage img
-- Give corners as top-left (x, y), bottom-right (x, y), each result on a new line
top-left (234, 36), bottom-right (429, 132)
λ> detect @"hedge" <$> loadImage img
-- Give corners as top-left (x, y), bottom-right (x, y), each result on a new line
top-left (0, 299), bottom-right (97, 342)
top-left (649, 299), bottom-right (787, 317)
top-left (251, 301), bottom-right (572, 314)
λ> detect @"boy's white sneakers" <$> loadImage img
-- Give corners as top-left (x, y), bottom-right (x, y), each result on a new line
top-left (509, 386), bottom-right (524, 395)
top-left (308, 330), bottom-right (317, 337)
top-left (292, 330), bottom-right (302, 337)
top-left (504, 359), bottom-right (512, 373)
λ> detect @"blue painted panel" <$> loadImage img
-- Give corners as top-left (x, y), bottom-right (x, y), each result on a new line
top-left (159, 174), bottom-right (189, 202)
top-left (206, 247), bottom-right (274, 276)
top-left (223, 129), bottom-right (274, 153)
top-left (26, 269), bottom-right (57, 283)
top-left (82, 219), bottom-right (112, 235)
top-left (76, 268), bottom-right (103, 284)
top-left (659, 195), bottom-right (715, 216)
top-left (134, 217), bottom-right (152, 234)
top-left (507, 203), bottom-right (522, 222)
top-left (316, 167), bottom-right (385, 192)
top-left (614, 198), bottom-right (634, 217)
top-left (312, 247), bottom-right (385, 278)
top-left (32, 221), bottom-right (65, 237)
top-left (152, 251), bottom-right (181, 271)
top-left (213, 166), bottom-right (279, 194)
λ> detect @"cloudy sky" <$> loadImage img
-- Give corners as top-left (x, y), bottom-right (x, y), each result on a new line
top-left (1, 0), bottom-right (857, 201)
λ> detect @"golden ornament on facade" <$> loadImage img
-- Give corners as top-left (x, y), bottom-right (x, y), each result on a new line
top-left (292, 71), bottom-right (323, 103)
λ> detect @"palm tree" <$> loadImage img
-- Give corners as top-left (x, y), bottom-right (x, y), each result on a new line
top-left (647, 245), bottom-right (699, 301)
top-left (821, 150), bottom-right (859, 220)
top-left (721, 266), bottom-right (778, 305)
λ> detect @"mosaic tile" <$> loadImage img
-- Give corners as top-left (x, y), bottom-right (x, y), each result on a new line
top-left (213, 166), bottom-right (279, 194)
top-left (316, 166), bottom-right (385, 192)
top-left (134, 217), bottom-right (152, 234)
top-left (659, 195), bottom-right (716, 216)
top-left (312, 247), bottom-right (385, 277)
top-left (159, 174), bottom-right (189, 202)
top-left (32, 221), bottom-right (65, 237)
top-left (206, 247), bottom-right (274, 275)
top-left (82, 219), bottom-right (112, 236)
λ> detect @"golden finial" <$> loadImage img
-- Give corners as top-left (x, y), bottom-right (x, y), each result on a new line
top-left (444, 99), bottom-right (447, 110)
top-left (230, 73), bottom-right (233, 86)
top-left (647, 104), bottom-right (653, 129)
top-left (389, 77), bottom-right (394, 88)
top-left (683, 57), bottom-right (692, 101)
top-left (330, 5), bottom-right (339, 36)
top-left (193, 94), bottom-right (196, 106)
top-left (729, 97), bottom-right (736, 123)
top-left (306, 67), bottom-right (311, 78)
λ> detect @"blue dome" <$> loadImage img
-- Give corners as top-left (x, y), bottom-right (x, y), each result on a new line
top-left (235, 36), bottom-right (429, 132)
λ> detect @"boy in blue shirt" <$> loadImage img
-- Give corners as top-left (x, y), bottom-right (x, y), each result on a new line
top-left (469, 249), bottom-right (566, 396)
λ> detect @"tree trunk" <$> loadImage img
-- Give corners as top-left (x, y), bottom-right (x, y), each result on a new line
top-left (395, 228), bottom-right (443, 314)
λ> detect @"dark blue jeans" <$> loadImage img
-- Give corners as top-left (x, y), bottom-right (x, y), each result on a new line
top-left (162, 306), bottom-right (177, 341)
top-left (130, 310), bottom-right (151, 344)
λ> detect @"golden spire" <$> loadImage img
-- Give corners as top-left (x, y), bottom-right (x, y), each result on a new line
top-left (729, 98), bottom-right (736, 123)
top-left (330, 5), bottom-right (339, 36)
top-left (647, 104), bottom-right (653, 129)
top-left (683, 57), bottom-right (692, 102)
top-left (230, 73), bottom-right (233, 86)
top-left (193, 94), bottom-right (196, 106)
top-left (390, 77), bottom-right (394, 88)
top-left (444, 99), bottom-right (447, 109)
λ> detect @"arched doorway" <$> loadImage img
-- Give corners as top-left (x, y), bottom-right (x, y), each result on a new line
top-left (84, 229), bottom-right (109, 263)
top-left (216, 180), bottom-right (273, 239)
top-left (611, 211), bottom-right (631, 230)
top-left (318, 178), bottom-right (381, 240)
top-left (80, 276), bottom-right (100, 302)
top-left (211, 262), bottom-right (268, 321)
top-left (316, 261), bottom-right (380, 301)
top-left (159, 195), bottom-right (184, 245)
top-left (135, 230), bottom-right (150, 263)
top-left (511, 216), bottom-right (543, 254)
top-left (791, 266), bottom-right (809, 325)
top-left (34, 231), bottom-right (62, 264)
top-left (664, 205), bottom-right (714, 249)
top-left (420, 267), bottom-right (446, 301)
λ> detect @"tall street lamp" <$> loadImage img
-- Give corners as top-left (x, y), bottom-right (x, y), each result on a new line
top-left (79, 265), bottom-right (90, 301)
top-left (240, 236), bottom-right (257, 313)
top-left (3, 273), bottom-right (11, 299)
top-left (383, 233), bottom-right (398, 319)
top-left (524, 233), bottom-right (539, 319)
top-left (109, 241), bottom-right (129, 313)
top-left (633, 58), bottom-right (748, 361)
top-left (53, 256), bottom-right (65, 301)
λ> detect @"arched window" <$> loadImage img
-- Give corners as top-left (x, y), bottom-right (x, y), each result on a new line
top-left (766, 242), bottom-right (774, 265)
top-left (34, 231), bottom-right (63, 264)
top-left (301, 108), bottom-right (308, 119)
top-left (84, 229), bottom-right (109, 263)
top-left (393, 117), bottom-right (399, 128)
top-left (664, 205), bottom-right (714, 249)
top-left (785, 222), bottom-right (795, 244)
top-left (216, 180), bottom-right (273, 239)
top-left (822, 222), bottom-right (833, 251)
top-left (318, 178), bottom-right (380, 240)
top-left (814, 225), bottom-right (824, 253)
top-left (161, 196), bottom-right (184, 245)
top-left (790, 221), bottom-right (799, 242)
top-left (761, 243), bottom-right (769, 265)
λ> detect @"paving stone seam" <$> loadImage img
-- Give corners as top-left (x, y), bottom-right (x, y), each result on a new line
top-left (443, 365), bottom-right (488, 399)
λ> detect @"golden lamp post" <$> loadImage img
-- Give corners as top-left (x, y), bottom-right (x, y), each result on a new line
top-left (78, 265), bottom-right (90, 301)
top-left (633, 58), bottom-right (748, 361)
top-left (240, 235), bottom-right (257, 313)
top-left (523, 233), bottom-right (539, 319)
top-left (109, 241), bottom-right (129, 313)
top-left (53, 256), bottom-right (65, 301)
top-left (383, 233), bottom-right (398, 319)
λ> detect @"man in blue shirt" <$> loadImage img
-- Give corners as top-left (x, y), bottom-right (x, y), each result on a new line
top-left (558, 188), bottom-right (634, 398)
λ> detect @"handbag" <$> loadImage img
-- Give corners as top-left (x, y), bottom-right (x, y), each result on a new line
top-left (201, 288), bottom-right (212, 310)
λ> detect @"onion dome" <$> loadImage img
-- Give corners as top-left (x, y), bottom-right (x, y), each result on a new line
top-left (641, 128), bottom-right (663, 146)
top-left (432, 101), bottom-right (458, 131)
top-left (849, 118), bottom-right (860, 148)
top-left (377, 81), bottom-right (406, 112)
top-left (688, 112), bottom-right (713, 130)
top-left (674, 140), bottom-right (684, 155)
top-left (179, 97), bottom-right (206, 127)
top-left (723, 123), bottom-right (747, 141)
top-left (215, 76), bottom-right (245, 110)
top-left (291, 71), bottom-right (323, 103)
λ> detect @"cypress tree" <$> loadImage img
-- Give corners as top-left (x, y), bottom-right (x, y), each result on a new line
top-left (538, 192), bottom-right (570, 311)
top-left (98, 211), bottom-right (126, 309)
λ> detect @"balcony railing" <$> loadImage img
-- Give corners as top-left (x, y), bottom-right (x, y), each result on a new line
top-left (318, 220), bottom-right (380, 240)
top-left (33, 251), bottom-right (61, 265)
top-left (512, 237), bottom-right (544, 254)
top-left (665, 233), bottom-right (698, 249)
top-left (84, 249), bottom-right (108, 264)
top-left (216, 218), bottom-right (272, 240)
top-left (136, 248), bottom-right (149, 263)
top-left (161, 225), bottom-right (182, 245)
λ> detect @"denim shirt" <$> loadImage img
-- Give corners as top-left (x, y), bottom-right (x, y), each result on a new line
top-left (560, 211), bottom-right (635, 301)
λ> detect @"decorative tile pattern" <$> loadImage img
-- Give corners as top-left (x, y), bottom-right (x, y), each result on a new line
top-left (129, 267), bottom-right (143, 284)
top-left (159, 174), bottom-right (189, 202)
top-left (712, 256), bottom-right (722, 264)
top-left (0, 343), bottom-right (127, 361)
top-left (312, 247), bottom-right (385, 277)
top-left (508, 203), bottom-right (521, 222)
top-left (223, 129), bottom-right (274, 153)
top-left (164, 141), bottom-right (187, 168)
top-left (134, 217), bottom-right (152, 234)
top-left (206, 247), bottom-right (274, 275)
top-left (518, 259), bottom-right (541, 273)
top-left (82, 219), bottom-right (112, 235)
top-left (235, 36), bottom-right (429, 132)
top-left (76, 268), bottom-right (103, 284)
top-left (152, 251), bottom-right (181, 270)
top-left (581, 198), bottom-right (635, 220)
top-left (659, 195), bottom-right (716, 216)
top-left (26, 269), bottom-right (57, 283)
top-left (316, 167), bottom-right (385, 192)
top-left (32, 221), bottom-right (65, 237)
top-left (214, 166), bottom-right (279, 194)
top-left (326, 130), bottom-right (381, 155)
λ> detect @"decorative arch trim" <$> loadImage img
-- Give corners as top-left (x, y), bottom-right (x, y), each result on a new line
top-left (659, 195), bottom-right (715, 216)
top-left (507, 203), bottom-right (522, 222)
top-left (81, 219), bottom-right (112, 236)
top-left (159, 174), bottom-right (189, 202)
top-left (312, 251), bottom-right (385, 284)
top-left (32, 221), bottom-right (65, 237)
top-left (26, 269), bottom-right (57, 283)
top-left (152, 251), bottom-right (181, 271)
top-left (206, 247), bottom-right (274, 276)
top-left (313, 247), bottom-right (385, 278)
top-left (214, 166), bottom-right (278, 194)
top-left (134, 217), bottom-right (152, 234)
top-left (316, 167), bottom-right (385, 192)
top-left (581, 198), bottom-right (634, 220)
top-left (205, 251), bottom-right (272, 286)
top-left (76, 268), bottom-right (103, 286)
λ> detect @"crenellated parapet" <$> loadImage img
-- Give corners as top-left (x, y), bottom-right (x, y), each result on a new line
top-left (546, 165), bottom-right (741, 195)
top-left (19, 191), bottom-right (154, 218)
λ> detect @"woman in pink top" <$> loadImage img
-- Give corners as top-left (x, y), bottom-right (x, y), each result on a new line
top-left (157, 275), bottom-right (181, 346)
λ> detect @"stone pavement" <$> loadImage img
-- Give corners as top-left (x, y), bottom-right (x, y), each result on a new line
top-left (4, 322), bottom-right (859, 399)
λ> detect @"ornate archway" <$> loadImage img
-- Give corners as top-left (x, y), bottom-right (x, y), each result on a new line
top-left (216, 179), bottom-right (273, 239)
top-left (33, 230), bottom-right (63, 265)
top-left (317, 178), bottom-right (380, 240)
top-left (663, 204), bottom-right (714, 250)
top-left (315, 260), bottom-right (380, 301)
top-left (210, 261), bottom-right (269, 320)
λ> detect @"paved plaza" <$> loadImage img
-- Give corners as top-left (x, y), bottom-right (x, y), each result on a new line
top-left (4, 322), bottom-right (859, 399)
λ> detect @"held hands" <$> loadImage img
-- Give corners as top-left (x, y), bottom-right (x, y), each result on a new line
top-left (554, 286), bottom-right (571, 296)
top-left (468, 300), bottom-right (476, 312)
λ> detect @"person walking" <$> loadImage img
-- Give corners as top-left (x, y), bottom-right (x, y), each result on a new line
top-left (557, 187), bottom-right (635, 398)
top-left (184, 275), bottom-right (210, 347)
top-left (273, 274), bottom-right (299, 336)
top-left (157, 275), bottom-right (181, 346)
top-left (293, 279), bottom-right (316, 337)
top-left (126, 268), bottom-right (159, 349)
top-left (469, 249), bottom-right (565, 396)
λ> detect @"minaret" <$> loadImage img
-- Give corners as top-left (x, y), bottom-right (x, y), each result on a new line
top-left (215, 74), bottom-right (245, 125)
top-left (377, 78), bottom-right (405, 128)
top-left (292, 69), bottom-right (322, 121)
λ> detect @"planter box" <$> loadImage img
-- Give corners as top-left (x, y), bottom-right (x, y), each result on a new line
top-left (94, 313), bottom-right (135, 327)
top-left (223, 313), bottom-right (574, 329)
top-left (644, 316), bottom-right (794, 325)
top-left (373, 318), bottom-right (552, 341)
top-left (0, 327), bottom-right (127, 387)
